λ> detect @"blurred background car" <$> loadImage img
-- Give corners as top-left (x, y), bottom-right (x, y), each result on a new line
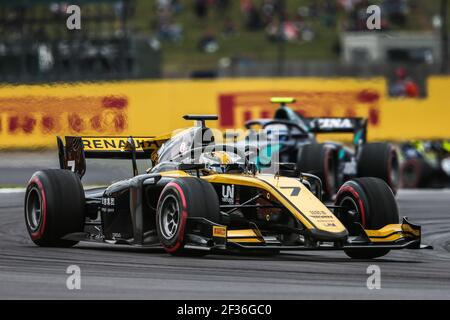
top-left (241, 97), bottom-right (399, 199)
top-left (400, 140), bottom-right (450, 188)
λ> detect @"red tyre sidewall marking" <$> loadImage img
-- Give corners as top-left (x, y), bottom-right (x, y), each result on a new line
top-left (161, 182), bottom-right (187, 253)
top-left (323, 148), bottom-right (331, 196)
top-left (338, 185), bottom-right (366, 227)
top-left (28, 178), bottom-right (47, 240)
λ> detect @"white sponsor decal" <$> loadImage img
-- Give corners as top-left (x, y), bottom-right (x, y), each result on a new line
top-left (102, 197), bottom-right (115, 206)
top-left (316, 118), bottom-right (353, 129)
top-left (342, 160), bottom-right (357, 175)
top-left (179, 142), bottom-right (188, 153)
top-left (221, 185), bottom-right (234, 204)
top-left (112, 232), bottom-right (122, 239)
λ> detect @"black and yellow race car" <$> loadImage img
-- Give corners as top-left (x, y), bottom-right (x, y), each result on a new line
top-left (24, 115), bottom-right (429, 259)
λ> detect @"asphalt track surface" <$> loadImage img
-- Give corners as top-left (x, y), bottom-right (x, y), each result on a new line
top-left (1, 152), bottom-right (450, 299)
top-left (0, 188), bottom-right (449, 300)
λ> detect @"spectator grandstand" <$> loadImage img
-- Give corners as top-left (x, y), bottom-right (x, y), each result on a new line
top-left (0, 0), bottom-right (448, 80)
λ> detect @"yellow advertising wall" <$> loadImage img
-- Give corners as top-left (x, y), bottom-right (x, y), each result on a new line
top-left (0, 77), bottom-right (449, 149)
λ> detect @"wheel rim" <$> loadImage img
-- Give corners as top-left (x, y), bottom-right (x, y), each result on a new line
top-left (26, 186), bottom-right (42, 232)
top-left (159, 194), bottom-right (181, 240)
top-left (339, 195), bottom-right (361, 235)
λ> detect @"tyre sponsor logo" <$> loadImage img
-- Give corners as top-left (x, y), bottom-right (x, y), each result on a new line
top-left (213, 226), bottom-right (227, 238)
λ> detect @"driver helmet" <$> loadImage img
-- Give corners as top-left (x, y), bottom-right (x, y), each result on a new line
top-left (198, 151), bottom-right (234, 166)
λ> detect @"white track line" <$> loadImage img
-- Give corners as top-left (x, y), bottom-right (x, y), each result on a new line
top-left (0, 188), bottom-right (26, 194)
top-left (0, 185), bottom-right (105, 194)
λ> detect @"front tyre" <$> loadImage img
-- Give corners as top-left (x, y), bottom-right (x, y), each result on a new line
top-left (156, 177), bottom-right (220, 256)
top-left (24, 169), bottom-right (85, 247)
top-left (335, 177), bottom-right (399, 259)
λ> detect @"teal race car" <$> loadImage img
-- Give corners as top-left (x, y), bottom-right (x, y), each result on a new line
top-left (240, 97), bottom-right (399, 200)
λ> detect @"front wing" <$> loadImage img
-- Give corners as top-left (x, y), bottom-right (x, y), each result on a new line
top-left (63, 216), bottom-right (431, 253)
top-left (186, 217), bottom-right (432, 252)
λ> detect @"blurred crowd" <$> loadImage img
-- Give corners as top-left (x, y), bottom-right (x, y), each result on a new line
top-left (389, 67), bottom-right (420, 98)
top-left (151, 0), bottom-right (339, 53)
top-left (150, 0), bottom-right (423, 54)
top-left (0, 0), bottom-right (438, 82)
top-left (0, 0), bottom-right (430, 55)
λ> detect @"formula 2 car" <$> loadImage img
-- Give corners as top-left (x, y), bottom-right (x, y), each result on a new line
top-left (400, 140), bottom-right (450, 188)
top-left (24, 115), bottom-right (428, 259)
top-left (242, 97), bottom-right (399, 199)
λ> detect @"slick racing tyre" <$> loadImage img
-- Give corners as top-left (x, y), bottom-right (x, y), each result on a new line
top-left (400, 158), bottom-right (433, 188)
top-left (335, 177), bottom-right (399, 259)
top-left (156, 177), bottom-right (220, 256)
top-left (357, 143), bottom-right (399, 195)
top-left (297, 143), bottom-right (337, 200)
top-left (24, 169), bottom-right (85, 247)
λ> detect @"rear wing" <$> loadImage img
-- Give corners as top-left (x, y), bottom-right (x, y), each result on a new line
top-left (57, 135), bottom-right (170, 179)
top-left (267, 97), bottom-right (368, 145)
top-left (305, 117), bottom-right (368, 145)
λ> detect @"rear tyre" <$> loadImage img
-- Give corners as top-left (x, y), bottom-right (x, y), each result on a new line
top-left (24, 169), bottom-right (85, 247)
top-left (335, 177), bottom-right (399, 259)
top-left (297, 143), bottom-right (337, 200)
top-left (357, 143), bottom-right (399, 195)
top-left (400, 158), bottom-right (433, 188)
top-left (156, 177), bottom-right (220, 256)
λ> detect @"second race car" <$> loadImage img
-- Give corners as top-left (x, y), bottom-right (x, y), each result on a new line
top-left (241, 97), bottom-right (399, 199)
